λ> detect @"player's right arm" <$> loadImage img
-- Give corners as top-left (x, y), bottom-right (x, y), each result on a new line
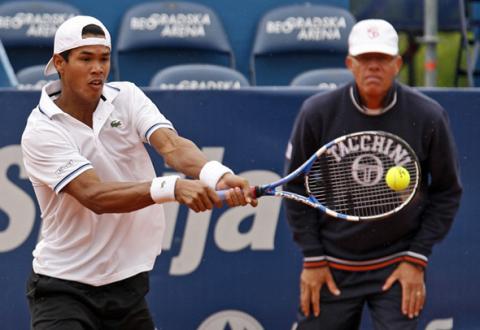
top-left (21, 122), bottom-right (221, 214)
top-left (62, 169), bottom-right (220, 214)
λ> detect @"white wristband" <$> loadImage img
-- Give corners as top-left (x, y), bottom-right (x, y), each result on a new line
top-left (199, 161), bottom-right (234, 189)
top-left (150, 176), bottom-right (179, 203)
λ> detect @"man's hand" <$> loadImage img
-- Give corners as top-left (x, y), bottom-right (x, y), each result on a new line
top-left (174, 179), bottom-right (221, 212)
top-left (382, 262), bottom-right (426, 319)
top-left (300, 267), bottom-right (341, 317)
top-left (216, 173), bottom-right (258, 207)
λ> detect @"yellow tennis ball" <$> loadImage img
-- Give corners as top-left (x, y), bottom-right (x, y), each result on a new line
top-left (385, 166), bottom-right (410, 191)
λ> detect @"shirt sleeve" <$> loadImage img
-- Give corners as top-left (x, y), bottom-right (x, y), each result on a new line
top-left (128, 83), bottom-right (175, 143)
top-left (21, 124), bottom-right (93, 194)
top-left (409, 107), bottom-right (463, 258)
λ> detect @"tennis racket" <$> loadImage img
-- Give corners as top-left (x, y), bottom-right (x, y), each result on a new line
top-left (219, 130), bottom-right (420, 221)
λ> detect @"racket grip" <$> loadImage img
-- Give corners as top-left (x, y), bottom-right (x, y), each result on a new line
top-left (216, 186), bottom-right (258, 201)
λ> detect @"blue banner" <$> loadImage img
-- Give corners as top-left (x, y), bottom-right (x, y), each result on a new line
top-left (0, 88), bottom-right (479, 329)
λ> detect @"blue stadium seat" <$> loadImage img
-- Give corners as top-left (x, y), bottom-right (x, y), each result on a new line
top-left (16, 65), bottom-right (55, 90)
top-left (0, 39), bottom-right (17, 87)
top-left (115, 1), bottom-right (235, 86)
top-left (250, 4), bottom-right (356, 86)
top-left (150, 64), bottom-right (249, 90)
top-left (0, 1), bottom-right (80, 73)
top-left (290, 68), bottom-right (353, 89)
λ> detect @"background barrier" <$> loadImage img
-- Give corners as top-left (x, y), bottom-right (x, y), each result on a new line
top-left (0, 0), bottom-right (349, 83)
top-left (0, 88), bottom-right (479, 329)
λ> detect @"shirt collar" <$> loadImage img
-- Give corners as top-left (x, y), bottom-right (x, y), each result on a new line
top-left (349, 82), bottom-right (397, 116)
top-left (38, 80), bottom-right (121, 119)
top-left (102, 83), bottom-right (121, 104)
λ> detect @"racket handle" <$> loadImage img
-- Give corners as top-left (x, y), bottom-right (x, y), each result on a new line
top-left (216, 186), bottom-right (259, 201)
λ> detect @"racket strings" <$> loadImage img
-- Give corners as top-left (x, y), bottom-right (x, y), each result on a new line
top-left (307, 151), bottom-right (417, 217)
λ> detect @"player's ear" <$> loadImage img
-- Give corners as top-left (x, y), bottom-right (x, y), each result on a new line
top-left (53, 53), bottom-right (66, 75)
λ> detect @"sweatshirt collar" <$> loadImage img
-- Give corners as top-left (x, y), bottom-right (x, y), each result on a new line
top-left (349, 82), bottom-right (397, 116)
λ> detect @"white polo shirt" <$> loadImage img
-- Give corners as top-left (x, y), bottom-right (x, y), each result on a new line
top-left (21, 80), bottom-right (174, 286)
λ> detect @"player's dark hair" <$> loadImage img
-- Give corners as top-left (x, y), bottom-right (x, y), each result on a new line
top-left (81, 24), bottom-right (105, 37)
top-left (59, 50), bottom-right (70, 62)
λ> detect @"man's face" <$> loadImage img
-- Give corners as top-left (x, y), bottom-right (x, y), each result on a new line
top-left (54, 44), bottom-right (111, 101)
top-left (346, 52), bottom-right (402, 99)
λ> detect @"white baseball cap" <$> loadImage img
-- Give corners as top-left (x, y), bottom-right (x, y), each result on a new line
top-left (44, 15), bottom-right (111, 76)
top-left (348, 19), bottom-right (399, 56)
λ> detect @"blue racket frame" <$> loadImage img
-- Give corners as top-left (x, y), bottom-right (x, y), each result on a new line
top-left (218, 131), bottom-right (420, 222)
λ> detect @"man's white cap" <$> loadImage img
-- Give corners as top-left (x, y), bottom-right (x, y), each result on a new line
top-left (348, 19), bottom-right (399, 56)
top-left (44, 15), bottom-right (111, 76)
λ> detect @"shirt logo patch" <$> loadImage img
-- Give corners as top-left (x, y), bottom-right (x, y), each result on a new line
top-left (110, 119), bottom-right (123, 128)
top-left (55, 160), bottom-right (76, 176)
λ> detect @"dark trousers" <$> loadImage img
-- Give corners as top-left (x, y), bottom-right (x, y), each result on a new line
top-left (26, 271), bottom-right (155, 330)
top-left (296, 265), bottom-right (420, 330)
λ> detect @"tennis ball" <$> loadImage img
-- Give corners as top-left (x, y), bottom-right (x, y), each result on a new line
top-left (385, 166), bottom-right (410, 191)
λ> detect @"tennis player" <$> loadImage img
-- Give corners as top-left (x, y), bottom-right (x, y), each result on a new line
top-left (21, 15), bottom-right (256, 329)
top-left (284, 19), bottom-right (462, 329)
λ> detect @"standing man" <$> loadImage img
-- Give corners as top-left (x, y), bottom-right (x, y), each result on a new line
top-left (284, 19), bottom-right (462, 329)
top-left (22, 15), bottom-right (256, 329)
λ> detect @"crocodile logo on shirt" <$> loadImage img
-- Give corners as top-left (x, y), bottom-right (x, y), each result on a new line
top-left (110, 119), bottom-right (123, 128)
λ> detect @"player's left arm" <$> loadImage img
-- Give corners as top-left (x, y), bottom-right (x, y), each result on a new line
top-left (149, 127), bottom-right (208, 178)
top-left (128, 83), bottom-right (254, 206)
top-left (149, 127), bottom-right (255, 206)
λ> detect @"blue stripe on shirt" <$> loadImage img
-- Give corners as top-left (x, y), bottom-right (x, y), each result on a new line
top-left (144, 123), bottom-right (172, 142)
top-left (54, 163), bottom-right (92, 193)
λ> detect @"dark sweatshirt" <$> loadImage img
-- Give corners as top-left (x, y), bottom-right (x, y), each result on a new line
top-left (284, 82), bottom-right (462, 271)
